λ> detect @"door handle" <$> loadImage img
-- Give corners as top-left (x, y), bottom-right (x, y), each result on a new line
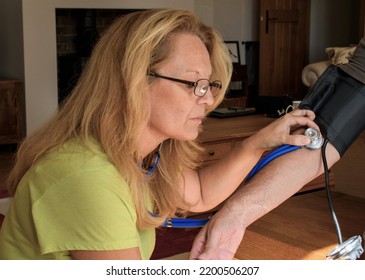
top-left (265, 10), bottom-right (278, 33)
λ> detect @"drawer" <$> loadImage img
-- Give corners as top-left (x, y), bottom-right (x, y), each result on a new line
top-left (202, 142), bottom-right (232, 162)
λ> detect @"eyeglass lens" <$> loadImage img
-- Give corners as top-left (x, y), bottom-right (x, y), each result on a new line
top-left (196, 80), bottom-right (221, 97)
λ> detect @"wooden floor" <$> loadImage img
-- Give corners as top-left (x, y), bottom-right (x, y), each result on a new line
top-left (234, 190), bottom-right (365, 260)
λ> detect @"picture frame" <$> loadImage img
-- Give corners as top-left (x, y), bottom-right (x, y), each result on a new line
top-left (224, 41), bottom-right (240, 64)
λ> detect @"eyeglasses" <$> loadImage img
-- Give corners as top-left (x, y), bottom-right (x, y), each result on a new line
top-left (148, 72), bottom-right (222, 97)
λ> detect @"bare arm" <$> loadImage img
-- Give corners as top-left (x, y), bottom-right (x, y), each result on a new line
top-left (183, 109), bottom-right (320, 212)
top-left (189, 141), bottom-right (340, 259)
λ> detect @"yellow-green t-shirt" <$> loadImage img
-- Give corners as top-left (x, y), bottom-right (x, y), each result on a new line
top-left (0, 139), bottom-right (155, 259)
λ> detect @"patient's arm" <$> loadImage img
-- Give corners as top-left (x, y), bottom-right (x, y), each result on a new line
top-left (189, 142), bottom-right (340, 260)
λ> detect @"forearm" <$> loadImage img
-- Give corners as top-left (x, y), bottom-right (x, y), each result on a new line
top-left (222, 142), bottom-right (340, 229)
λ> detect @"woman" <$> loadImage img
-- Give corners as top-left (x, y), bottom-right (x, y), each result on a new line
top-left (0, 9), bottom-right (318, 259)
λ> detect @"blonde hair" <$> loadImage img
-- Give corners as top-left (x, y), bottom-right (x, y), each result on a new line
top-left (6, 9), bottom-right (232, 228)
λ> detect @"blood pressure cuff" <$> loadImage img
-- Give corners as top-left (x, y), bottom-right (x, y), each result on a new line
top-left (299, 65), bottom-right (365, 156)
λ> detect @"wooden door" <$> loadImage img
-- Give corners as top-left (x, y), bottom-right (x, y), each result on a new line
top-left (259, 0), bottom-right (311, 100)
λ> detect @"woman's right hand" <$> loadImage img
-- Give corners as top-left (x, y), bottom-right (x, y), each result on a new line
top-left (249, 109), bottom-right (319, 152)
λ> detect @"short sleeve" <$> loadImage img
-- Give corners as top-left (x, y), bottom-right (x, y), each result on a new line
top-left (32, 168), bottom-right (141, 255)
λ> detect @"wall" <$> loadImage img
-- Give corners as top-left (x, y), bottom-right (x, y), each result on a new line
top-left (309, 0), bottom-right (360, 62)
top-left (195, 0), bottom-right (259, 40)
top-left (214, 0), bottom-right (259, 65)
top-left (0, 0), bottom-right (194, 135)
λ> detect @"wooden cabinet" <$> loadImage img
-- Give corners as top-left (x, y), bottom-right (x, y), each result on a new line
top-left (0, 79), bottom-right (25, 144)
top-left (198, 115), bottom-right (335, 193)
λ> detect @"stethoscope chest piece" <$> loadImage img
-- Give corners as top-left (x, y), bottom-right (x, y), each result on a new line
top-left (304, 127), bottom-right (324, 150)
top-left (326, 235), bottom-right (364, 260)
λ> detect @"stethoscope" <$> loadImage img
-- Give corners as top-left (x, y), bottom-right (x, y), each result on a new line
top-left (148, 128), bottom-right (364, 260)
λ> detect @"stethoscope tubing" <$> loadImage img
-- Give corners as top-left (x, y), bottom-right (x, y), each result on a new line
top-left (246, 144), bottom-right (301, 181)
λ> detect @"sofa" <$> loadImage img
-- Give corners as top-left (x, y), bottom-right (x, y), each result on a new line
top-left (302, 45), bottom-right (356, 87)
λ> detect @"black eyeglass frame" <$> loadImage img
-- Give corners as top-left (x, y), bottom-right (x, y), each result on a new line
top-left (148, 72), bottom-right (222, 97)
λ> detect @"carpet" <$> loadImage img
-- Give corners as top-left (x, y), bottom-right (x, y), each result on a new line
top-left (150, 227), bottom-right (201, 260)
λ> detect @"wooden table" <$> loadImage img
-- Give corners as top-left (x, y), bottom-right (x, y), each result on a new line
top-left (199, 114), bottom-right (275, 144)
top-left (234, 190), bottom-right (365, 260)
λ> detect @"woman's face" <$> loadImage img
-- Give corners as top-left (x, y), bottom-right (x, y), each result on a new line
top-left (147, 33), bottom-right (215, 143)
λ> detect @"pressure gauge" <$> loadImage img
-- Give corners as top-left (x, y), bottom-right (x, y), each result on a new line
top-left (326, 235), bottom-right (364, 260)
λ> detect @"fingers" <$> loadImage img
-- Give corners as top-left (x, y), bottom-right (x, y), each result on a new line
top-left (284, 109), bottom-right (320, 132)
top-left (197, 247), bottom-right (236, 260)
top-left (189, 223), bottom-right (234, 260)
top-left (284, 134), bottom-right (312, 146)
top-left (189, 228), bottom-right (207, 260)
top-left (189, 217), bottom-right (245, 260)
top-left (288, 116), bottom-right (320, 132)
top-left (289, 108), bottom-right (315, 120)
top-left (257, 109), bottom-right (321, 148)
top-left (279, 109), bottom-right (323, 146)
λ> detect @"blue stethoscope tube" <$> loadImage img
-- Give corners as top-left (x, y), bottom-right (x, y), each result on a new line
top-left (246, 144), bottom-right (301, 182)
top-left (162, 217), bottom-right (211, 228)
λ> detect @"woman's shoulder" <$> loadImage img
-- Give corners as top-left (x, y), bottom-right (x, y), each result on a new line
top-left (25, 138), bottom-right (121, 189)
top-left (44, 138), bottom-right (111, 170)
top-left (18, 138), bottom-right (129, 203)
